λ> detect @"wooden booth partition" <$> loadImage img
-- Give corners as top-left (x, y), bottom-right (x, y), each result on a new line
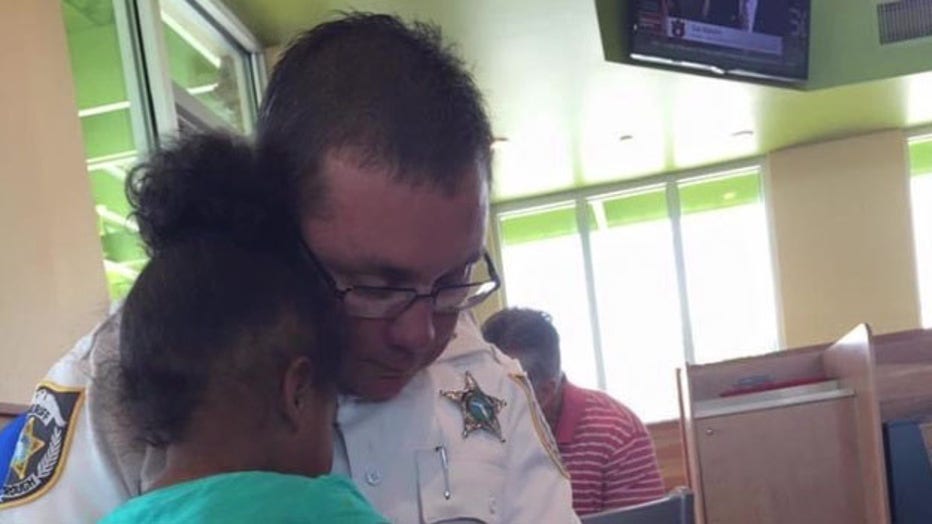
top-left (0, 402), bottom-right (27, 431)
top-left (871, 329), bottom-right (932, 421)
top-left (645, 418), bottom-right (688, 491)
top-left (821, 325), bottom-right (890, 523)
top-left (679, 324), bottom-right (890, 524)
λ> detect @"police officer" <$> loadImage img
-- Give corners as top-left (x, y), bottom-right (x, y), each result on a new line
top-left (0, 13), bottom-right (578, 524)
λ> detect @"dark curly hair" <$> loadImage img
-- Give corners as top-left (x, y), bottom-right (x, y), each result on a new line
top-left (119, 132), bottom-right (342, 447)
top-left (126, 132), bottom-right (291, 257)
top-left (257, 12), bottom-right (493, 216)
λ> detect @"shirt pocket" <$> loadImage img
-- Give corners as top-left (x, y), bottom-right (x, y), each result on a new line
top-left (415, 448), bottom-right (505, 524)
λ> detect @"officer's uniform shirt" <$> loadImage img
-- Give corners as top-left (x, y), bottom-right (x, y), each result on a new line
top-left (333, 314), bottom-right (578, 523)
top-left (0, 313), bottom-right (578, 523)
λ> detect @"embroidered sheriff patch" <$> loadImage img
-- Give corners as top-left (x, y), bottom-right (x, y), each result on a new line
top-left (0, 382), bottom-right (83, 508)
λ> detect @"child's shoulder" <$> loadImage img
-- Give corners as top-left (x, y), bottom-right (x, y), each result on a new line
top-left (101, 472), bottom-right (386, 523)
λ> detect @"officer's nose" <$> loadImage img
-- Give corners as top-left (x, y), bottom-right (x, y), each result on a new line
top-left (387, 298), bottom-right (436, 355)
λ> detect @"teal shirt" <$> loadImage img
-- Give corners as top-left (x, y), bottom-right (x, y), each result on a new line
top-left (99, 472), bottom-right (388, 524)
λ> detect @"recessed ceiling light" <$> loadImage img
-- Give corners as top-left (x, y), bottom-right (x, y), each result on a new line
top-left (619, 134), bottom-right (635, 142)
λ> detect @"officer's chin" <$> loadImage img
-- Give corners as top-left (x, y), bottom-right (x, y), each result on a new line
top-left (348, 374), bottom-right (412, 402)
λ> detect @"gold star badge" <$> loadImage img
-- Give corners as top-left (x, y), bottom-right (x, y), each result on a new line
top-left (11, 417), bottom-right (45, 480)
top-left (441, 371), bottom-right (507, 443)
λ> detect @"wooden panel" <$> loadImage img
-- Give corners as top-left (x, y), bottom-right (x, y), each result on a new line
top-left (873, 329), bottom-right (932, 364)
top-left (696, 398), bottom-right (866, 524)
top-left (0, 402), bottom-right (27, 432)
top-left (871, 329), bottom-right (932, 421)
top-left (0, 402), bottom-right (27, 417)
top-left (875, 363), bottom-right (932, 420)
top-left (687, 345), bottom-right (827, 401)
top-left (646, 419), bottom-right (687, 491)
top-left (821, 324), bottom-right (891, 524)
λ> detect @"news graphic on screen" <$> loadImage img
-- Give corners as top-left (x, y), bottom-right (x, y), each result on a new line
top-left (630, 0), bottom-right (811, 82)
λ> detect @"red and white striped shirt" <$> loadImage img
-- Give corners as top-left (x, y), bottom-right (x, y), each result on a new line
top-left (554, 380), bottom-right (666, 516)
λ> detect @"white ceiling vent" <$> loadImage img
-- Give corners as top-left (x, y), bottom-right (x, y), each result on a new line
top-left (877, 0), bottom-right (932, 44)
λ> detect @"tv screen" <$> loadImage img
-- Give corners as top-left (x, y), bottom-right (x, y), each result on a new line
top-left (629, 0), bottom-right (811, 83)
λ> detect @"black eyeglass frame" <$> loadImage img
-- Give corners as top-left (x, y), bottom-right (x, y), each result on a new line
top-left (298, 239), bottom-right (501, 319)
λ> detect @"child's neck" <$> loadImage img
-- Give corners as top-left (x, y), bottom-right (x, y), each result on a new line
top-left (151, 430), bottom-right (270, 491)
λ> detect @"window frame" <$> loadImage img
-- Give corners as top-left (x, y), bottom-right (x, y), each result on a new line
top-left (491, 157), bottom-right (783, 393)
top-left (134, 0), bottom-right (266, 136)
top-left (71, 0), bottom-right (265, 300)
top-left (906, 126), bottom-right (932, 327)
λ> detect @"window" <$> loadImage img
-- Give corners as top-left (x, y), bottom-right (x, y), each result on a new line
top-left (499, 205), bottom-right (599, 388)
top-left (677, 173), bottom-right (779, 363)
top-left (587, 186), bottom-right (685, 421)
top-left (495, 167), bottom-right (779, 422)
top-left (62, 0), bottom-right (265, 299)
top-left (64, 0), bottom-right (149, 298)
top-left (909, 135), bottom-right (932, 327)
top-left (160, 0), bottom-right (260, 133)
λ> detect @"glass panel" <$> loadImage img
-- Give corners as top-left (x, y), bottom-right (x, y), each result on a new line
top-left (911, 165), bottom-right (932, 327)
top-left (160, 0), bottom-right (253, 132)
top-left (63, 0), bottom-right (145, 299)
top-left (678, 172), bottom-right (779, 363)
top-left (500, 206), bottom-right (580, 246)
top-left (499, 205), bottom-right (599, 389)
top-left (912, 138), bottom-right (932, 327)
top-left (588, 187), bottom-right (684, 422)
top-left (910, 137), bottom-right (932, 177)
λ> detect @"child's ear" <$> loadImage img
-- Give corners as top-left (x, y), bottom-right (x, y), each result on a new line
top-left (280, 356), bottom-right (314, 430)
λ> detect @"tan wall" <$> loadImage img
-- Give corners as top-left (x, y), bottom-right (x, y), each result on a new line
top-left (0, 3), bottom-right (110, 404)
top-left (766, 130), bottom-right (921, 347)
top-left (264, 45), bottom-right (283, 71)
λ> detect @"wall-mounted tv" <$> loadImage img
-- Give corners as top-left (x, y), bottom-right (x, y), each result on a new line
top-left (629, 0), bottom-right (811, 83)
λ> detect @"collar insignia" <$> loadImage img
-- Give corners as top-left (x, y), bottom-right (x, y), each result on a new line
top-left (441, 371), bottom-right (507, 443)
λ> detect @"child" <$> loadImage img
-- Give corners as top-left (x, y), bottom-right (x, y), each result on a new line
top-left (99, 133), bottom-right (386, 523)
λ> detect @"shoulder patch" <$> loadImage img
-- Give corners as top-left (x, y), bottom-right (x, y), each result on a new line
top-left (507, 373), bottom-right (569, 479)
top-left (0, 382), bottom-right (84, 508)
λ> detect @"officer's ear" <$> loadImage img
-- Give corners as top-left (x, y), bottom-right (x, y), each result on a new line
top-left (280, 356), bottom-right (314, 431)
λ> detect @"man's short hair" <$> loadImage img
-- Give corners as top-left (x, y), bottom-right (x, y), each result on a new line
top-left (482, 308), bottom-right (562, 384)
top-left (257, 12), bottom-right (493, 216)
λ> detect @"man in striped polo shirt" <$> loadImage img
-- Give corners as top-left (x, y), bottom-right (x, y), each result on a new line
top-left (482, 308), bottom-right (666, 516)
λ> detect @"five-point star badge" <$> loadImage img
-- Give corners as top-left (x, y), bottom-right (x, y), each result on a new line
top-left (441, 371), bottom-right (507, 443)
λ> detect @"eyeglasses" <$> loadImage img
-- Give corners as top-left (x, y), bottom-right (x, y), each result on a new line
top-left (299, 240), bottom-right (500, 319)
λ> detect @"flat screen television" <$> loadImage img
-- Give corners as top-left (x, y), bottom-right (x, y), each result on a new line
top-left (629, 0), bottom-right (811, 83)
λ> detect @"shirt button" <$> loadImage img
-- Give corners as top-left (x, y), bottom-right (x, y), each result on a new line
top-left (365, 469), bottom-right (383, 486)
top-left (489, 495), bottom-right (497, 514)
